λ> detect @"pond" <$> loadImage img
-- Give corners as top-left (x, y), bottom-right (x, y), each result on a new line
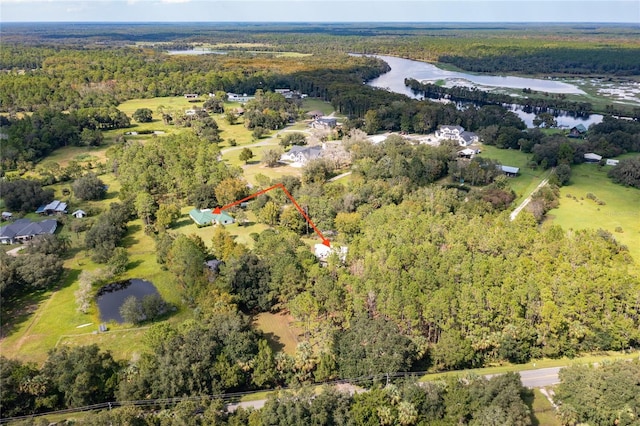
top-left (96, 279), bottom-right (161, 324)
top-left (361, 54), bottom-right (603, 128)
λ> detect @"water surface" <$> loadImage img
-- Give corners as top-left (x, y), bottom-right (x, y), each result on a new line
top-left (362, 54), bottom-right (602, 128)
top-left (366, 54), bottom-right (586, 95)
top-left (96, 279), bottom-right (161, 323)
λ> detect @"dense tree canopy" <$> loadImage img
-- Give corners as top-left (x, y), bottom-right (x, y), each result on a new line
top-left (0, 179), bottom-right (54, 212)
top-left (2, 24), bottom-right (640, 424)
top-left (555, 360), bottom-right (640, 426)
top-left (72, 173), bottom-right (107, 201)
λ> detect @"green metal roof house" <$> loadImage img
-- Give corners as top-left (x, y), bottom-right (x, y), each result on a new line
top-left (189, 209), bottom-right (235, 226)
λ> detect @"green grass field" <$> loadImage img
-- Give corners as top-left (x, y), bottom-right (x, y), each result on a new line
top-left (529, 389), bottom-right (561, 426)
top-left (548, 161), bottom-right (640, 263)
top-left (476, 145), bottom-right (552, 203)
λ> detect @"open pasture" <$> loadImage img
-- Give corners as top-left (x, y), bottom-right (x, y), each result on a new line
top-left (477, 145), bottom-right (552, 202)
top-left (549, 161), bottom-right (640, 264)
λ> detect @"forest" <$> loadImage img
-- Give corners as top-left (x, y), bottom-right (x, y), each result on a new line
top-left (1, 23), bottom-right (640, 425)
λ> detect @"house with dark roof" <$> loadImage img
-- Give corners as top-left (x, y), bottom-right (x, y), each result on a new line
top-left (311, 116), bottom-right (337, 129)
top-left (35, 200), bottom-right (67, 215)
top-left (0, 218), bottom-right (58, 244)
top-left (568, 124), bottom-right (588, 138)
top-left (189, 209), bottom-right (234, 226)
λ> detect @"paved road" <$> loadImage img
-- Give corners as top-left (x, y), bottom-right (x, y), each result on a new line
top-left (225, 367), bottom-right (563, 412)
top-left (486, 367), bottom-right (562, 388)
top-left (519, 367), bottom-right (562, 388)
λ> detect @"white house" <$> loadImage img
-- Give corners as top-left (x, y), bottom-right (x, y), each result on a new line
top-left (281, 145), bottom-right (324, 166)
top-left (605, 159), bottom-right (619, 166)
top-left (227, 93), bottom-right (255, 103)
top-left (314, 243), bottom-right (348, 262)
top-left (436, 125), bottom-right (479, 146)
top-left (72, 210), bottom-right (87, 218)
top-left (436, 125), bottom-right (464, 139)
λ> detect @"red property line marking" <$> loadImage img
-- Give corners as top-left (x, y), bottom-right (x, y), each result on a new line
top-left (213, 183), bottom-right (331, 247)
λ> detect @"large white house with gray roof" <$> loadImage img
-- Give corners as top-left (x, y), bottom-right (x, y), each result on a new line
top-left (436, 125), bottom-right (479, 147)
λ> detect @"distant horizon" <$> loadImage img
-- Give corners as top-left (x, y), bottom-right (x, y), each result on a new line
top-left (2, 21), bottom-right (639, 24)
top-left (1, 0), bottom-right (638, 24)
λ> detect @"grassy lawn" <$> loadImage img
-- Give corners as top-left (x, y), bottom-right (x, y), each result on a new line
top-left (252, 312), bottom-right (301, 355)
top-left (548, 161), bottom-right (640, 263)
top-left (301, 98), bottom-right (335, 115)
top-left (477, 145), bottom-right (552, 203)
top-left (38, 145), bottom-right (110, 168)
top-left (0, 208), bottom-right (192, 365)
top-left (529, 389), bottom-right (561, 426)
top-left (0, 216), bottom-right (191, 364)
top-left (114, 96), bottom-right (259, 148)
top-left (117, 96), bottom-right (201, 118)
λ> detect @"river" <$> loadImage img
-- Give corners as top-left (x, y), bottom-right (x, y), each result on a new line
top-left (363, 54), bottom-right (603, 128)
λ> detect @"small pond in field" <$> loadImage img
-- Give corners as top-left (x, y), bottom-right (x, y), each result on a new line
top-left (96, 279), bottom-right (160, 323)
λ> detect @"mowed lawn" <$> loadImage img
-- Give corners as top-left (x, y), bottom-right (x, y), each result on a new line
top-left (0, 214), bottom-right (190, 364)
top-left (548, 162), bottom-right (640, 263)
top-left (477, 145), bottom-right (552, 203)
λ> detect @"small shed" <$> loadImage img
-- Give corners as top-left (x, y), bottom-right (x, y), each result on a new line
top-left (72, 210), bottom-right (87, 218)
top-left (584, 153), bottom-right (603, 162)
top-left (499, 165), bottom-right (520, 177)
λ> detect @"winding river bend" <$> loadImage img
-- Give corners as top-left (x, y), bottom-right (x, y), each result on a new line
top-left (363, 54), bottom-right (603, 128)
